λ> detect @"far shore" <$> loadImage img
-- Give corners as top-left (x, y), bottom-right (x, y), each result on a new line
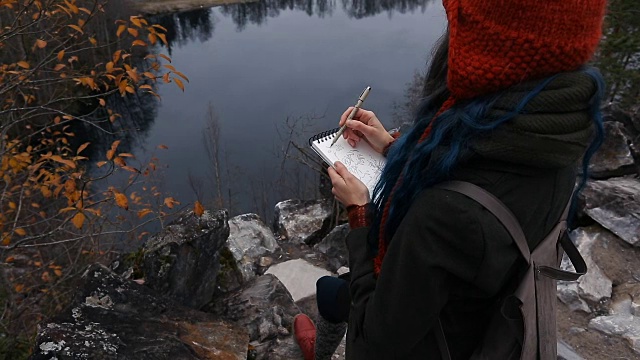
top-left (137, 0), bottom-right (259, 15)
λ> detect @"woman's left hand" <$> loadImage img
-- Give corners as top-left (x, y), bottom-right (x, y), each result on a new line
top-left (328, 162), bottom-right (369, 206)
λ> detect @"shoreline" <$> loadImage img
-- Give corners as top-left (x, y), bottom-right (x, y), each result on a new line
top-left (136, 0), bottom-right (259, 15)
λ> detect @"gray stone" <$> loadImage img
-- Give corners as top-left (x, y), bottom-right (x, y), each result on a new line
top-left (557, 340), bottom-right (585, 360)
top-left (313, 224), bottom-right (350, 272)
top-left (218, 213), bottom-right (280, 293)
top-left (557, 281), bottom-right (591, 313)
top-left (589, 121), bottom-right (636, 178)
top-left (205, 274), bottom-right (302, 360)
top-left (29, 264), bottom-right (248, 360)
top-left (137, 209), bottom-right (230, 309)
top-left (611, 283), bottom-right (640, 317)
top-left (589, 314), bottom-right (640, 355)
top-left (265, 259), bottom-right (333, 301)
top-left (581, 177), bottom-right (640, 247)
top-left (274, 199), bottom-right (333, 245)
top-left (557, 228), bottom-right (612, 311)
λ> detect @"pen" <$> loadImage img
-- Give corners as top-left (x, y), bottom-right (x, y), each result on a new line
top-left (330, 86), bottom-right (372, 147)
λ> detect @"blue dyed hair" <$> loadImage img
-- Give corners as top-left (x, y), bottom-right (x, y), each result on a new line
top-left (369, 67), bottom-right (606, 252)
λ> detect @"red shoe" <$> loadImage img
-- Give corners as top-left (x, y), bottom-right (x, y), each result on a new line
top-left (294, 314), bottom-right (316, 360)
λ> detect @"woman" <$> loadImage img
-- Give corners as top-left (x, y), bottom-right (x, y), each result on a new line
top-left (294, 0), bottom-right (608, 359)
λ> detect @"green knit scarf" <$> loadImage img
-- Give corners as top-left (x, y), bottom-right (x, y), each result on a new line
top-left (470, 71), bottom-right (597, 168)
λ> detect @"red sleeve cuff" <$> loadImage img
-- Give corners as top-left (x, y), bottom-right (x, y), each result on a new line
top-left (347, 204), bottom-right (370, 229)
top-left (382, 132), bottom-right (401, 157)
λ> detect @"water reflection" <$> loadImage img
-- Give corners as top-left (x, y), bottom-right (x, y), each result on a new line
top-left (153, 9), bottom-right (215, 54)
top-left (153, 0), bottom-right (435, 48)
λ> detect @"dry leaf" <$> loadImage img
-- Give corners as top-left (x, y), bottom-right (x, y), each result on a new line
top-left (137, 209), bottom-right (153, 219)
top-left (194, 201), bottom-right (204, 217)
top-left (14, 228), bottom-right (26, 236)
top-left (17, 61), bottom-right (29, 69)
top-left (72, 212), bottom-right (85, 229)
top-left (68, 24), bottom-right (83, 34)
top-left (157, 144), bottom-right (168, 150)
top-left (116, 24), bottom-right (126, 37)
top-left (173, 77), bottom-right (185, 91)
top-left (114, 192), bottom-right (129, 210)
top-left (35, 39), bottom-right (47, 48)
top-left (163, 197), bottom-right (178, 209)
top-left (113, 156), bottom-right (126, 167)
top-left (54, 269), bottom-right (63, 277)
top-left (77, 142), bottom-right (90, 155)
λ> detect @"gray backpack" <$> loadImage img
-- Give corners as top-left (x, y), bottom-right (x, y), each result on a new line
top-left (434, 181), bottom-right (587, 360)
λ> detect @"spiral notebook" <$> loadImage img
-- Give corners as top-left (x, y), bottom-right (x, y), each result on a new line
top-left (309, 128), bottom-right (386, 194)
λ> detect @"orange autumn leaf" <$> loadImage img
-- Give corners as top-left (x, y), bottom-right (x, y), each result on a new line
top-left (114, 192), bottom-right (129, 210)
top-left (71, 212), bottom-right (85, 229)
top-left (77, 142), bottom-right (90, 155)
top-left (163, 197), bottom-right (179, 209)
top-left (194, 201), bottom-right (204, 217)
top-left (5, 256), bottom-right (15, 263)
top-left (113, 156), bottom-right (126, 167)
top-left (15, 284), bottom-right (25, 293)
top-left (49, 155), bottom-right (76, 168)
top-left (67, 24), bottom-right (83, 34)
top-left (137, 208), bottom-right (153, 219)
top-left (57, 50), bottom-right (65, 61)
top-left (173, 77), bottom-right (185, 91)
top-left (17, 61), bottom-right (29, 69)
top-left (14, 228), bottom-right (26, 236)
top-left (116, 24), bottom-right (126, 37)
top-left (132, 40), bottom-right (146, 47)
top-left (157, 144), bottom-right (168, 150)
top-left (35, 39), bottom-right (47, 48)
top-left (54, 269), bottom-right (63, 277)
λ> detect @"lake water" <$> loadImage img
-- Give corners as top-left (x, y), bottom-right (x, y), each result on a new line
top-left (127, 0), bottom-right (447, 220)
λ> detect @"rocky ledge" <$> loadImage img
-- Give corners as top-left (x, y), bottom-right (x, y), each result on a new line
top-left (29, 104), bottom-right (640, 359)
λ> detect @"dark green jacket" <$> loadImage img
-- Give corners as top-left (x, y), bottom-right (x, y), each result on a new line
top-left (345, 157), bottom-right (576, 359)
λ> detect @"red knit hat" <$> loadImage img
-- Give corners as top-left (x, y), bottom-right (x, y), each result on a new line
top-left (443, 0), bottom-right (607, 101)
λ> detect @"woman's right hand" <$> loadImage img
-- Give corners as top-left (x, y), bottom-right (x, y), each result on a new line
top-left (339, 107), bottom-right (395, 154)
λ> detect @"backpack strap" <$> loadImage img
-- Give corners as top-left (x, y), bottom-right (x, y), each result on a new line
top-left (431, 180), bottom-right (585, 360)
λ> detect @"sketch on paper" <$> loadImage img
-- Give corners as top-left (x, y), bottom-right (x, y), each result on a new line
top-left (311, 133), bottom-right (386, 193)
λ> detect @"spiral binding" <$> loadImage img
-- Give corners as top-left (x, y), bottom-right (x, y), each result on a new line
top-left (308, 127), bottom-right (340, 146)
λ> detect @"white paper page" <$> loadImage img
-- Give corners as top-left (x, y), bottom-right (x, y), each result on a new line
top-left (311, 133), bottom-right (386, 194)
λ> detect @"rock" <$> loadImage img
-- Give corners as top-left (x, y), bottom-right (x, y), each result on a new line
top-left (205, 274), bottom-right (302, 360)
top-left (589, 315), bottom-right (640, 355)
top-left (217, 213), bottom-right (280, 293)
top-left (29, 264), bottom-right (248, 360)
top-left (113, 210), bottom-right (229, 309)
top-left (589, 121), bottom-right (636, 178)
top-left (265, 259), bottom-right (333, 301)
top-left (557, 227), bottom-right (612, 311)
top-left (557, 281), bottom-right (591, 313)
top-left (274, 199), bottom-right (333, 245)
top-left (313, 224), bottom-right (350, 272)
top-left (611, 283), bottom-right (640, 317)
top-left (581, 177), bottom-right (640, 247)
top-left (557, 340), bottom-right (585, 360)
top-left (588, 281), bottom-right (640, 356)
